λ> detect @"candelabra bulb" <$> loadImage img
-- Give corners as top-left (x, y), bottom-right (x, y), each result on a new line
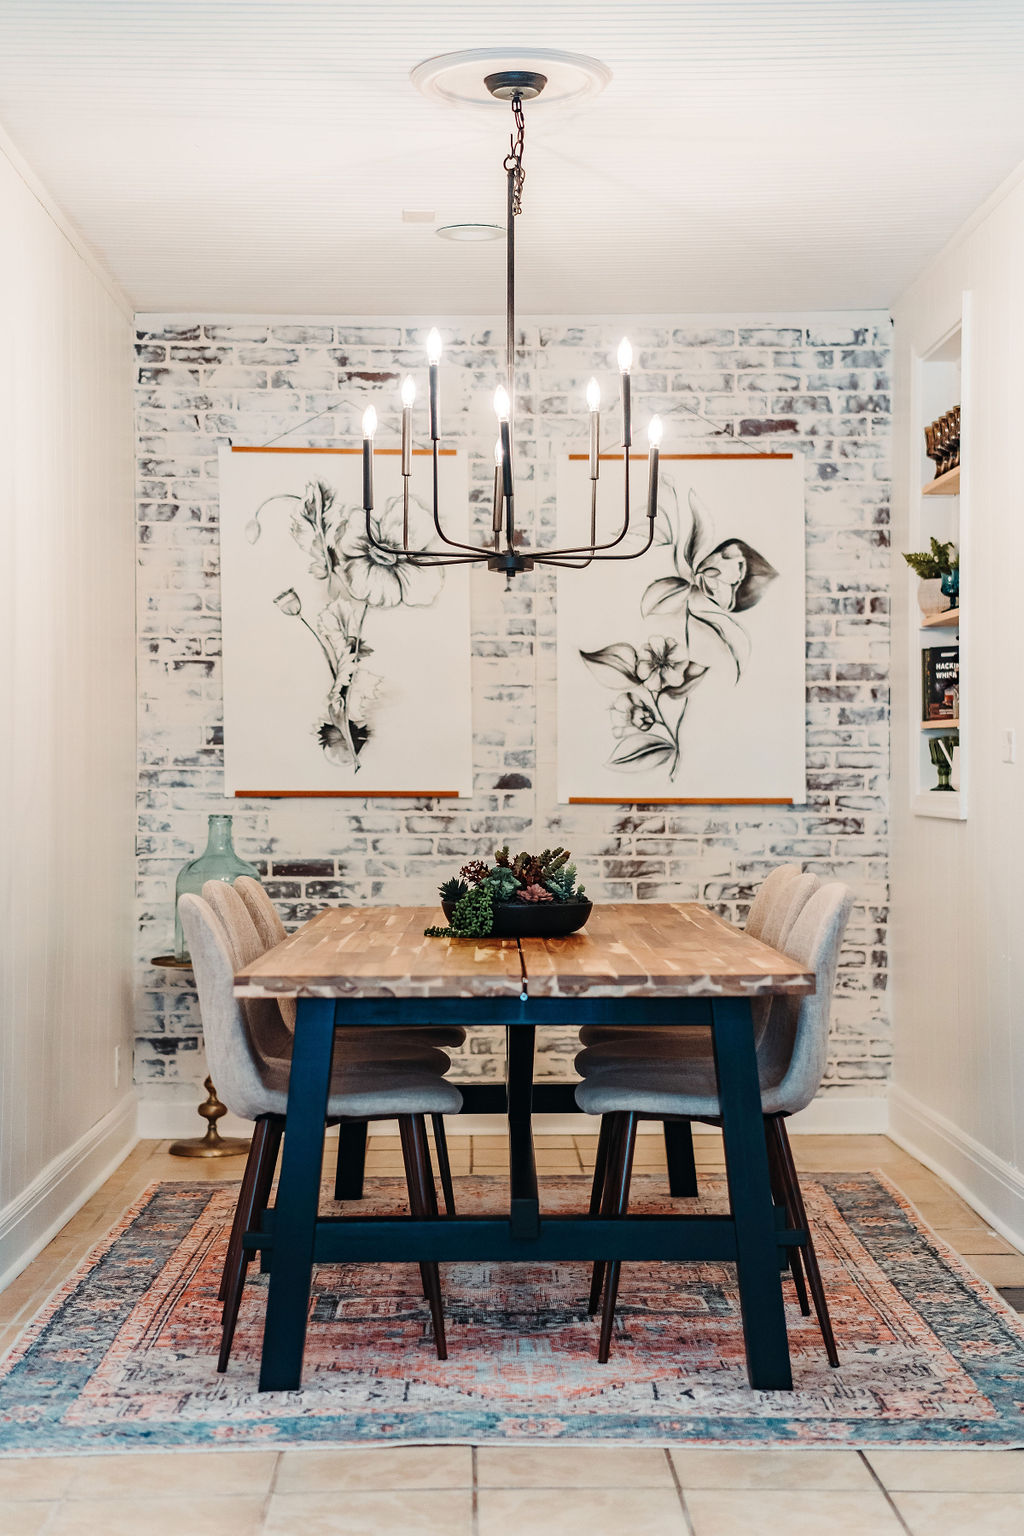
top-left (586, 377), bottom-right (601, 412)
top-left (362, 405), bottom-right (378, 438)
top-left (493, 385), bottom-right (511, 421)
top-left (426, 328), bottom-right (443, 365)
top-left (401, 375), bottom-right (416, 407)
top-left (647, 415), bottom-right (663, 448)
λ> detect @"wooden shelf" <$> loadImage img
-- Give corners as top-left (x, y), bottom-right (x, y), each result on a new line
top-left (922, 465), bottom-right (960, 496)
top-left (921, 718), bottom-right (959, 730)
top-left (920, 607), bottom-right (960, 628)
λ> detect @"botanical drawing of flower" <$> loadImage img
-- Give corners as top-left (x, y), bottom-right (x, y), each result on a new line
top-left (255, 480), bottom-right (443, 771)
top-left (580, 483), bottom-right (778, 781)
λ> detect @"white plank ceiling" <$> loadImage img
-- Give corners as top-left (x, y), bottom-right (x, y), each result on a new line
top-left (2, 1), bottom-right (1024, 314)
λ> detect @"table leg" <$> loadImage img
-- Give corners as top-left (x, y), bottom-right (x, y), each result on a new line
top-left (258, 998), bottom-right (335, 1392)
top-left (710, 996), bottom-right (793, 1391)
top-left (506, 1022), bottom-right (539, 1240)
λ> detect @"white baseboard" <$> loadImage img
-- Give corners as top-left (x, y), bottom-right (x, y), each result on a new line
top-left (0, 1094), bottom-right (138, 1293)
top-left (455, 1095), bottom-right (888, 1138)
top-left (138, 1092), bottom-right (888, 1145)
top-left (888, 1086), bottom-right (1024, 1254)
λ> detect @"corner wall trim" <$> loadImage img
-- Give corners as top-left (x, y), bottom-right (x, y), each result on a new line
top-left (0, 1094), bottom-right (138, 1294)
top-left (889, 1085), bottom-right (1024, 1253)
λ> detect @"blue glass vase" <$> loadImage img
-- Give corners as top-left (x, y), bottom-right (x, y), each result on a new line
top-left (174, 815), bottom-right (260, 961)
top-left (941, 567), bottom-right (959, 610)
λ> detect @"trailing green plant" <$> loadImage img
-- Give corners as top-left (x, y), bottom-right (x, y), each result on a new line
top-left (424, 883), bottom-right (494, 938)
top-left (902, 537), bottom-right (958, 579)
top-left (425, 845), bottom-right (588, 937)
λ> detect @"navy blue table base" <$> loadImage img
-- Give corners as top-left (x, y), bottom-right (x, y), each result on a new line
top-left (255, 995), bottom-right (794, 1393)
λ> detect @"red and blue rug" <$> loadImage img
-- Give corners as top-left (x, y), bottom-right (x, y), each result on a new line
top-left (2, 1173), bottom-right (1024, 1452)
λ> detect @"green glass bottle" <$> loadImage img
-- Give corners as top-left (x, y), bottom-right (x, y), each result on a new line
top-left (174, 814), bottom-right (261, 961)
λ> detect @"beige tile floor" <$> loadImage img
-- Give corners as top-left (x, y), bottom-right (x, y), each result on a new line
top-left (2, 1132), bottom-right (1024, 1533)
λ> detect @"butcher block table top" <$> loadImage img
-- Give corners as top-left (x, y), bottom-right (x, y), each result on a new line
top-left (234, 901), bottom-right (815, 1000)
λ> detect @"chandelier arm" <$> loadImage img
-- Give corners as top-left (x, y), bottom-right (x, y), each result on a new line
top-left (534, 516), bottom-right (656, 565)
top-left (522, 443), bottom-right (636, 560)
top-left (426, 441), bottom-right (493, 555)
top-left (360, 506), bottom-right (491, 566)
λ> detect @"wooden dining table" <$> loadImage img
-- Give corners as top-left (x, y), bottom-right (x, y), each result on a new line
top-left (234, 902), bottom-right (815, 1394)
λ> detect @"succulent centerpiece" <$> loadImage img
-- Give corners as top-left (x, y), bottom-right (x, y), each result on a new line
top-left (425, 847), bottom-right (592, 939)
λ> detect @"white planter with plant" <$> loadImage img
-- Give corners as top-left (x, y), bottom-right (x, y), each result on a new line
top-left (902, 538), bottom-right (958, 615)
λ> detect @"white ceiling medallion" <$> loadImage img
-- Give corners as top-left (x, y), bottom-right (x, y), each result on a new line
top-left (411, 48), bottom-right (611, 108)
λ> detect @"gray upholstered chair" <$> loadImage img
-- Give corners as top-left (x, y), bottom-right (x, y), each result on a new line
top-left (180, 892), bottom-right (462, 1368)
top-left (745, 863), bottom-right (802, 939)
top-left (229, 875), bottom-right (465, 1211)
top-left (576, 869), bottom-right (819, 1200)
top-left (574, 881), bottom-right (853, 1365)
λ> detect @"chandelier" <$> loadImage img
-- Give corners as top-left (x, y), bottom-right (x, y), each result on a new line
top-left (358, 69), bottom-right (662, 579)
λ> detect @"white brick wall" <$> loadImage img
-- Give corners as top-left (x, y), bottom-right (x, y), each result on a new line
top-left (134, 313), bottom-right (891, 1114)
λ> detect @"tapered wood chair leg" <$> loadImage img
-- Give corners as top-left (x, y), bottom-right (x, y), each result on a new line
top-left (431, 1114), bottom-right (457, 1216)
top-left (766, 1120), bottom-right (810, 1316)
top-left (770, 1116), bottom-right (840, 1367)
top-left (663, 1118), bottom-right (699, 1198)
top-left (334, 1119), bottom-right (368, 1200)
top-left (588, 1115), bottom-right (620, 1314)
top-left (218, 1117), bottom-right (280, 1372)
top-left (218, 1119), bottom-right (264, 1304)
top-left (598, 1111), bottom-right (638, 1363)
top-left (399, 1115), bottom-right (448, 1360)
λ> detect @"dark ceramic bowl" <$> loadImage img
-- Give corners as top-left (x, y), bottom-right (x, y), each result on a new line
top-left (441, 899), bottom-right (593, 939)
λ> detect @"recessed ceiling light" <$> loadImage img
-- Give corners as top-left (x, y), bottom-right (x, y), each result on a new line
top-left (436, 223), bottom-right (503, 242)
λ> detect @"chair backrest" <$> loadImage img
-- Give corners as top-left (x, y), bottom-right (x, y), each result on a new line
top-left (202, 881), bottom-right (293, 1057)
top-left (234, 875), bottom-right (287, 947)
top-left (178, 893), bottom-right (272, 1122)
top-left (759, 881), bottom-right (854, 1115)
top-left (745, 865), bottom-right (801, 941)
top-left (759, 871), bottom-right (820, 952)
top-left (234, 877), bottom-right (296, 1030)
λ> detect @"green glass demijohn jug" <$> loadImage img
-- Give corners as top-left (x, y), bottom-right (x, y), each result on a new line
top-left (173, 814), bottom-right (261, 961)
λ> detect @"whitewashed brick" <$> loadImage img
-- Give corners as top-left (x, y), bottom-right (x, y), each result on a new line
top-left (135, 315), bottom-right (891, 1094)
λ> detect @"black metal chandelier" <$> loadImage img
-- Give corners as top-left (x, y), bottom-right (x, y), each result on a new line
top-left (359, 69), bottom-right (662, 579)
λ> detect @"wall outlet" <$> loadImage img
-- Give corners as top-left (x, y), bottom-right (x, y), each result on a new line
top-left (1003, 729), bottom-right (1016, 764)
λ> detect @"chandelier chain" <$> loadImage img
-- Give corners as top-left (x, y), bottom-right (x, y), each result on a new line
top-left (503, 93), bottom-right (526, 215)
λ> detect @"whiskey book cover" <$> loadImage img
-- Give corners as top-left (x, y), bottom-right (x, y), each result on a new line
top-left (922, 645), bottom-right (959, 722)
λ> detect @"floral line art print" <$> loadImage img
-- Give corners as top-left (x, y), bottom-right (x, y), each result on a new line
top-left (246, 481), bottom-right (443, 772)
top-left (580, 485), bottom-right (778, 780)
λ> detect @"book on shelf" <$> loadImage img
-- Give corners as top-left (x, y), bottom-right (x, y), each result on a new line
top-left (922, 645), bottom-right (959, 722)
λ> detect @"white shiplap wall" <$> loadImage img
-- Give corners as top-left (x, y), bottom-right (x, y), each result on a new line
top-left (0, 137), bottom-right (137, 1286)
top-left (890, 169), bottom-right (1024, 1248)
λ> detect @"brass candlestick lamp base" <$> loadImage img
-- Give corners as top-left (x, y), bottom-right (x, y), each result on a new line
top-left (169, 1076), bottom-right (251, 1159)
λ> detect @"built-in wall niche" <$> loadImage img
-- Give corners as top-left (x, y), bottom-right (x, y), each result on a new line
top-left (908, 306), bottom-right (966, 819)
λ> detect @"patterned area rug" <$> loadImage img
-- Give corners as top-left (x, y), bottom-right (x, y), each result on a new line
top-left (3, 1172), bottom-right (1024, 1453)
